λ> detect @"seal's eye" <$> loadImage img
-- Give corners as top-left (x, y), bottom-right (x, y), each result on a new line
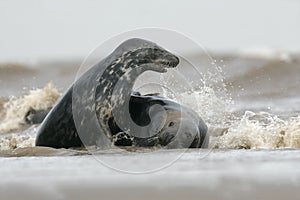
top-left (168, 122), bottom-right (175, 127)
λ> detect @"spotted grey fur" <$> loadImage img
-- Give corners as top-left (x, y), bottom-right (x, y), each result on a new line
top-left (35, 38), bottom-right (208, 149)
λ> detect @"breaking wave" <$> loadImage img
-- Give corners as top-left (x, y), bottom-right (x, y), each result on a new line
top-left (0, 53), bottom-right (300, 155)
top-left (0, 82), bottom-right (61, 135)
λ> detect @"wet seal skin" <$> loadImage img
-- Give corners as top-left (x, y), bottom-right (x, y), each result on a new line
top-left (110, 93), bottom-right (208, 149)
top-left (35, 38), bottom-right (208, 149)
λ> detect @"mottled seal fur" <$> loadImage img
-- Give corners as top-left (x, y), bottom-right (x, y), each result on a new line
top-left (111, 93), bottom-right (208, 148)
top-left (35, 38), bottom-right (208, 149)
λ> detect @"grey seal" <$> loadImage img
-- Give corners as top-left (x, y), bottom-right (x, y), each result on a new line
top-left (111, 93), bottom-right (208, 148)
top-left (35, 38), bottom-right (208, 149)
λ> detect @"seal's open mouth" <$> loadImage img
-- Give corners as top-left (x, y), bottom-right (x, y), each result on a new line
top-left (155, 56), bottom-right (179, 68)
top-left (153, 56), bottom-right (180, 72)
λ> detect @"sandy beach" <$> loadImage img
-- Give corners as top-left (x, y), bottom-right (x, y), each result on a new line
top-left (1, 149), bottom-right (300, 200)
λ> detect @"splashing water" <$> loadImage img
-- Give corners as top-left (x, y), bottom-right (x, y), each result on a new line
top-left (0, 82), bottom-right (61, 134)
top-left (0, 134), bottom-right (34, 150)
top-left (213, 112), bottom-right (300, 149)
top-left (170, 59), bottom-right (300, 149)
top-left (0, 56), bottom-right (300, 152)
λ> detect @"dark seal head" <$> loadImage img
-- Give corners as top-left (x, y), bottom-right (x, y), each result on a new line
top-left (119, 94), bottom-right (209, 148)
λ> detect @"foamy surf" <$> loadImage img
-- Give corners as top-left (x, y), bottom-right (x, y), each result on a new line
top-left (0, 53), bottom-right (299, 156)
top-left (0, 84), bottom-right (299, 155)
top-left (212, 111), bottom-right (300, 149)
top-left (0, 82), bottom-right (61, 135)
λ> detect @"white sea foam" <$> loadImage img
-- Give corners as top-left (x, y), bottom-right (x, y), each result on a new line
top-left (213, 111), bottom-right (300, 149)
top-left (1, 83), bottom-right (300, 152)
top-left (0, 130), bottom-right (36, 151)
top-left (0, 82), bottom-right (61, 135)
top-left (0, 56), bottom-right (300, 153)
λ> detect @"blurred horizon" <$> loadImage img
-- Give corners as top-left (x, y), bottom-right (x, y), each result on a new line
top-left (0, 0), bottom-right (299, 62)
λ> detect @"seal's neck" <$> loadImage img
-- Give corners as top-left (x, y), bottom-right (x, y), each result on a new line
top-left (95, 51), bottom-right (164, 133)
top-left (95, 51), bottom-right (163, 104)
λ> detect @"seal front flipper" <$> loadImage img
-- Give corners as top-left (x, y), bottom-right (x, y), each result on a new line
top-left (112, 132), bottom-right (134, 146)
top-left (133, 135), bottom-right (159, 147)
